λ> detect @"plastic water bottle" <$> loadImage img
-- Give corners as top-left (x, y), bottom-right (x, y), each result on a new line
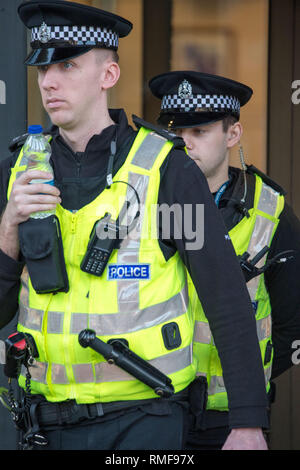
top-left (23, 124), bottom-right (55, 219)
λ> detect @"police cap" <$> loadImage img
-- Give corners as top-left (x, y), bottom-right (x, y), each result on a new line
top-left (149, 70), bottom-right (253, 129)
top-left (18, 0), bottom-right (133, 66)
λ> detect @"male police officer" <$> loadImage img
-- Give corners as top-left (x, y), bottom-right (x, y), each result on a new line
top-left (0, 2), bottom-right (269, 450)
top-left (149, 70), bottom-right (300, 450)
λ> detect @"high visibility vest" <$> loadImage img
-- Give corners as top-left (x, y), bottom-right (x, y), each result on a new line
top-left (192, 173), bottom-right (285, 411)
top-left (8, 126), bottom-right (197, 404)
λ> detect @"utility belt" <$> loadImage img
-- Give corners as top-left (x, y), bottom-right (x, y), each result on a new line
top-left (29, 388), bottom-right (190, 430)
top-left (0, 329), bottom-right (201, 449)
top-left (16, 388), bottom-right (190, 449)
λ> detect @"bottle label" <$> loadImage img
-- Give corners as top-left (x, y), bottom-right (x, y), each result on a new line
top-left (29, 179), bottom-right (54, 185)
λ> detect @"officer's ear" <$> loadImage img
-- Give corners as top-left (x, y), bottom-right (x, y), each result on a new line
top-left (226, 121), bottom-right (243, 149)
top-left (100, 53), bottom-right (120, 91)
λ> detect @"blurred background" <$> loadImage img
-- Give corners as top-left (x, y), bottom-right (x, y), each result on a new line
top-left (28, 0), bottom-right (269, 172)
top-left (0, 0), bottom-right (299, 450)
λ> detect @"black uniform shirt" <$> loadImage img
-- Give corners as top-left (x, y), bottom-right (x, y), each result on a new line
top-left (0, 110), bottom-right (269, 429)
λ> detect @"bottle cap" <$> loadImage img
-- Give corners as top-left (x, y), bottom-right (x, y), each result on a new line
top-left (28, 125), bottom-right (43, 134)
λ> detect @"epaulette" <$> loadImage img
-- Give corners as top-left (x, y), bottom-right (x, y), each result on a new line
top-left (8, 133), bottom-right (28, 153)
top-left (246, 164), bottom-right (286, 196)
top-left (132, 114), bottom-right (185, 150)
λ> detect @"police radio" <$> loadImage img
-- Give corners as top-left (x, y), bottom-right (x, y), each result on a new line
top-left (80, 213), bottom-right (121, 277)
top-left (81, 178), bottom-right (141, 278)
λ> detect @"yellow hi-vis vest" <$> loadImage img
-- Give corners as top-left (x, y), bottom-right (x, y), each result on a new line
top-left (8, 126), bottom-right (197, 404)
top-left (192, 173), bottom-right (284, 411)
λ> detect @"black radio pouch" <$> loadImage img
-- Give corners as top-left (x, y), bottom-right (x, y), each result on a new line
top-left (19, 215), bottom-right (69, 294)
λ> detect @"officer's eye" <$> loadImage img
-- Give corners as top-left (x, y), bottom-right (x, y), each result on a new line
top-left (62, 61), bottom-right (74, 70)
top-left (37, 65), bottom-right (49, 73)
top-left (193, 128), bottom-right (206, 135)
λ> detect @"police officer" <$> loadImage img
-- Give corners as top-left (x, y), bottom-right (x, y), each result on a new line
top-left (0, 1), bottom-right (269, 450)
top-left (149, 70), bottom-right (300, 450)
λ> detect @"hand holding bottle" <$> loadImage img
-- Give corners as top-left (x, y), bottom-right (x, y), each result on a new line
top-left (23, 125), bottom-right (58, 219)
top-left (0, 125), bottom-right (61, 261)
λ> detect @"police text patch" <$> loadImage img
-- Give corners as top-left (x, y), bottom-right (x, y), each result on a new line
top-left (108, 264), bottom-right (150, 280)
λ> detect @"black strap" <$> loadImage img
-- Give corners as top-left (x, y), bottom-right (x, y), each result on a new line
top-left (8, 133), bottom-right (28, 153)
top-left (33, 388), bottom-right (189, 428)
top-left (246, 164), bottom-right (286, 196)
top-left (220, 170), bottom-right (255, 230)
top-left (132, 114), bottom-right (186, 149)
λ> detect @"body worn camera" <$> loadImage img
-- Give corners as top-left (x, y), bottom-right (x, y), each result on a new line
top-left (3, 332), bottom-right (38, 379)
top-left (81, 213), bottom-right (122, 277)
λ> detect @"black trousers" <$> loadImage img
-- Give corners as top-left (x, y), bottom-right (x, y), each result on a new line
top-left (186, 426), bottom-right (230, 450)
top-left (29, 401), bottom-right (189, 451)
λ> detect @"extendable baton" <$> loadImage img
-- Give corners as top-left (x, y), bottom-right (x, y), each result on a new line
top-left (78, 329), bottom-right (174, 398)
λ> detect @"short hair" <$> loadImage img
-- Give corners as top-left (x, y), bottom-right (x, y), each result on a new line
top-left (222, 115), bottom-right (238, 132)
top-left (94, 47), bottom-right (119, 64)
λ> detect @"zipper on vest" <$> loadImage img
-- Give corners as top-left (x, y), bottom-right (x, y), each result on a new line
top-left (64, 211), bottom-right (79, 398)
top-left (70, 213), bottom-right (77, 234)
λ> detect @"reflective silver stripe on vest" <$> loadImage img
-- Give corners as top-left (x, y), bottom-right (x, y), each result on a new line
top-left (21, 361), bottom-right (47, 384)
top-left (75, 345), bottom-right (193, 384)
top-left (24, 345), bottom-right (192, 385)
top-left (131, 132), bottom-right (168, 170)
top-left (257, 314), bottom-right (271, 342)
top-left (193, 321), bottom-right (212, 345)
top-left (264, 364), bottom-right (272, 385)
top-left (19, 304), bottom-right (44, 331)
top-left (18, 269), bottom-right (45, 331)
top-left (246, 183), bottom-right (279, 300)
top-left (246, 215), bottom-right (275, 300)
top-left (196, 372), bottom-right (225, 396)
top-left (89, 284), bottom-right (188, 335)
top-left (257, 182), bottom-right (279, 217)
top-left (208, 375), bottom-right (225, 395)
top-left (47, 311), bottom-right (64, 334)
top-left (207, 371), bottom-right (272, 396)
top-left (19, 281), bottom-right (188, 336)
top-left (205, 366), bottom-right (272, 397)
top-left (116, 171), bottom-right (150, 314)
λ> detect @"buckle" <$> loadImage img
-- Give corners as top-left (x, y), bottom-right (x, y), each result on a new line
top-left (68, 402), bottom-right (104, 423)
top-left (86, 402), bottom-right (104, 419)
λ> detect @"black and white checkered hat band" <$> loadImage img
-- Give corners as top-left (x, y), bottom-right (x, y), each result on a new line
top-left (161, 94), bottom-right (240, 114)
top-left (31, 25), bottom-right (119, 48)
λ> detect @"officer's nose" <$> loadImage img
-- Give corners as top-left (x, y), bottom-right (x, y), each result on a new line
top-left (180, 130), bottom-right (193, 151)
top-left (39, 65), bottom-right (59, 91)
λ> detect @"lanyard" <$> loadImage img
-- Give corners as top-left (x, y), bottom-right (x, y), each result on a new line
top-left (214, 178), bottom-right (231, 207)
